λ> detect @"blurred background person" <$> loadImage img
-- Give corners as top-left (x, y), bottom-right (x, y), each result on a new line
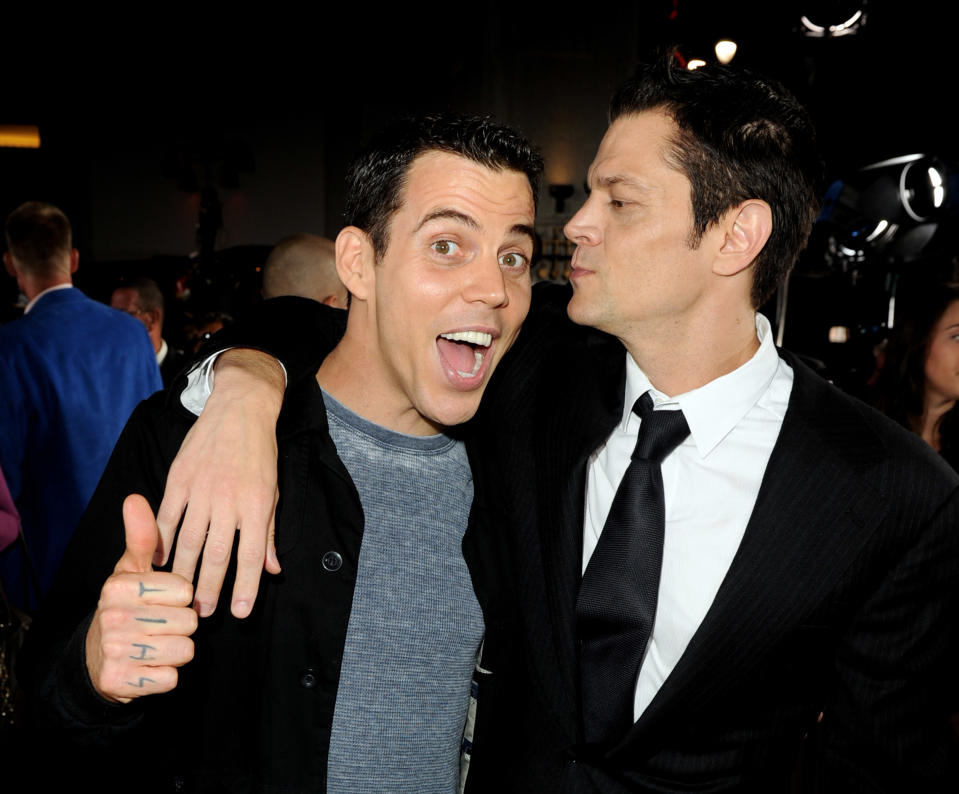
top-left (111, 276), bottom-right (187, 386)
top-left (187, 310), bottom-right (234, 353)
top-left (262, 233), bottom-right (347, 308)
top-left (875, 282), bottom-right (959, 469)
top-left (0, 202), bottom-right (161, 610)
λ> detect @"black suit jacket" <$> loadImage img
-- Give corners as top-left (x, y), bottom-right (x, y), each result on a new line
top-left (466, 283), bottom-right (959, 793)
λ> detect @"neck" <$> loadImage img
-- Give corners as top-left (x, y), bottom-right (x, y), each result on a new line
top-left (919, 397), bottom-right (955, 452)
top-left (620, 302), bottom-right (759, 397)
top-left (22, 274), bottom-right (71, 301)
top-left (316, 310), bottom-right (442, 437)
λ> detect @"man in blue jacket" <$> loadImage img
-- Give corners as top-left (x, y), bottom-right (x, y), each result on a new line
top-left (0, 201), bottom-right (161, 608)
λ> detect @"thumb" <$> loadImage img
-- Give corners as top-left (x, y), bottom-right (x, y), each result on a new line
top-left (116, 494), bottom-right (160, 574)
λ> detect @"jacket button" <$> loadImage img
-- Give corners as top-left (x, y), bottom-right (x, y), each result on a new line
top-left (300, 668), bottom-right (318, 689)
top-left (322, 551), bottom-right (343, 571)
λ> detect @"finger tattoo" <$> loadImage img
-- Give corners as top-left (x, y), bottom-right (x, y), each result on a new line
top-left (138, 582), bottom-right (165, 596)
top-left (135, 616), bottom-right (167, 624)
top-left (127, 677), bottom-right (156, 688)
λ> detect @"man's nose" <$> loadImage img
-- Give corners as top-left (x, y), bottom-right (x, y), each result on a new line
top-left (564, 196), bottom-right (600, 245)
top-left (463, 255), bottom-right (509, 308)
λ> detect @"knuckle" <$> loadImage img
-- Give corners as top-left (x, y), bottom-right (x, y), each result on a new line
top-left (156, 502), bottom-right (178, 526)
top-left (100, 577), bottom-right (127, 602)
top-left (101, 639), bottom-right (128, 660)
top-left (177, 526), bottom-right (207, 551)
top-left (203, 537), bottom-right (232, 565)
top-left (101, 667), bottom-right (129, 695)
top-left (99, 606), bottom-right (127, 632)
top-left (236, 543), bottom-right (265, 567)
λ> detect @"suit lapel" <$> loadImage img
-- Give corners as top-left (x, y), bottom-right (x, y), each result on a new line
top-left (615, 353), bottom-right (889, 753)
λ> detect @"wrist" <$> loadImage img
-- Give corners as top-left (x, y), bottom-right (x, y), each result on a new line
top-left (211, 350), bottom-right (285, 416)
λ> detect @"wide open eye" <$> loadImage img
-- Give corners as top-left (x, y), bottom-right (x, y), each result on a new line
top-left (431, 239), bottom-right (461, 256)
top-left (499, 252), bottom-right (529, 269)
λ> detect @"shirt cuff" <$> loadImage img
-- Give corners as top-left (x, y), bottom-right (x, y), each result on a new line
top-left (179, 348), bottom-right (289, 416)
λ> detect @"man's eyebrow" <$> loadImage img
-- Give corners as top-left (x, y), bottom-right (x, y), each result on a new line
top-left (594, 174), bottom-right (652, 191)
top-left (508, 224), bottom-right (536, 246)
top-left (414, 210), bottom-right (534, 246)
top-left (413, 208), bottom-right (479, 233)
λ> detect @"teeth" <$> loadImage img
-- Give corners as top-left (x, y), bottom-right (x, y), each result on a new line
top-left (456, 350), bottom-right (484, 379)
top-left (440, 330), bottom-right (492, 347)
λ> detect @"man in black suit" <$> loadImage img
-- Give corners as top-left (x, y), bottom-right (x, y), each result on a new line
top-left (153, 56), bottom-right (959, 791)
top-left (461, 59), bottom-right (959, 792)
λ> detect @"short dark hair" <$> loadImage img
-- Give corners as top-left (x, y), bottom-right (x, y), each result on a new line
top-left (123, 276), bottom-right (165, 317)
top-left (4, 201), bottom-right (73, 277)
top-left (609, 54), bottom-right (823, 307)
top-left (343, 113), bottom-right (543, 259)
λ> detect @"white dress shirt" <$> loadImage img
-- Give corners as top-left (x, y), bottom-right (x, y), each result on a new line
top-left (156, 338), bottom-right (169, 366)
top-left (583, 313), bottom-right (794, 719)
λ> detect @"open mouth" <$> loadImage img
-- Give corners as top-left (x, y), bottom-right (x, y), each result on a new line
top-left (437, 330), bottom-right (492, 379)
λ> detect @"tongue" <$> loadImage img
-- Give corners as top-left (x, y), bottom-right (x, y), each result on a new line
top-left (437, 337), bottom-right (479, 374)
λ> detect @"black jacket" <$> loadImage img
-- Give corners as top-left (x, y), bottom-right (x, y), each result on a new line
top-left (21, 330), bottom-right (517, 793)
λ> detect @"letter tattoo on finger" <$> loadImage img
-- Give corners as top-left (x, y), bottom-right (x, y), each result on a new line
top-left (127, 677), bottom-right (156, 688)
top-left (138, 582), bottom-right (165, 596)
top-left (130, 643), bottom-right (157, 661)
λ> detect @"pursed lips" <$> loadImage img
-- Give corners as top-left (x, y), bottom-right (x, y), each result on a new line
top-left (569, 247), bottom-right (594, 280)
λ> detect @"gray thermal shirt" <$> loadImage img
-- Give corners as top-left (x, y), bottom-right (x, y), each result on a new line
top-left (323, 391), bottom-right (484, 794)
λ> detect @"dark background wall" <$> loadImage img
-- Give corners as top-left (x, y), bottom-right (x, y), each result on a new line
top-left (3, 2), bottom-right (955, 382)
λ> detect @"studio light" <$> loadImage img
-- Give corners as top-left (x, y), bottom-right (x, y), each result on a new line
top-left (715, 40), bottom-right (737, 64)
top-left (799, 2), bottom-right (867, 38)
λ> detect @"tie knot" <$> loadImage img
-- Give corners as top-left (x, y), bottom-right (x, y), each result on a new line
top-left (631, 392), bottom-right (690, 464)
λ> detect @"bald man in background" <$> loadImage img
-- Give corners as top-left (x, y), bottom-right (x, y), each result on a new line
top-left (262, 233), bottom-right (348, 308)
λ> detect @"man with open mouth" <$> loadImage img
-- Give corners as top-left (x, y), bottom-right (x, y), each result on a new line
top-left (23, 112), bottom-right (541, 793)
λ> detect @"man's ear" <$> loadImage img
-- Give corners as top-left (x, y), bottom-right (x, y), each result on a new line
top-left (2, 252), bottom-right (15, 278)
top-left (143, 308), bottom-right (161, 333)
top-left (69, 248), bottom-right (79, 274)
top-left (334, 227), bottom-right (375, 303)
top-left (714, 200), bottom-right (772, 277)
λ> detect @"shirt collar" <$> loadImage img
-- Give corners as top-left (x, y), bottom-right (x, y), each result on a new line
top-left (622, 313), bottom-right (782, 458)
top-left (24, 283), bottom-right (73, 314)
top-left (156, 338), bottom-right (169, 365)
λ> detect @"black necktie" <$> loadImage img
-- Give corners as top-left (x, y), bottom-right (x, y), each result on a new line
top-left (576, 391), bottom-right (690, 744)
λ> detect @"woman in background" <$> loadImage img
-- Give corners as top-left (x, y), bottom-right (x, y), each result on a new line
top-left (876, 282), bottom-right (959, 469)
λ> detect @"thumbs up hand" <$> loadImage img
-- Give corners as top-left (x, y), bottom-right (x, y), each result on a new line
top-left (85, 494), bottom-right (199, 704)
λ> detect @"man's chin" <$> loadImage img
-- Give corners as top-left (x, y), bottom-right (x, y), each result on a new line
top-left (422, 392), bottom-right (486, 432)
top-left (566, 293), bottom-right (597, 328)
